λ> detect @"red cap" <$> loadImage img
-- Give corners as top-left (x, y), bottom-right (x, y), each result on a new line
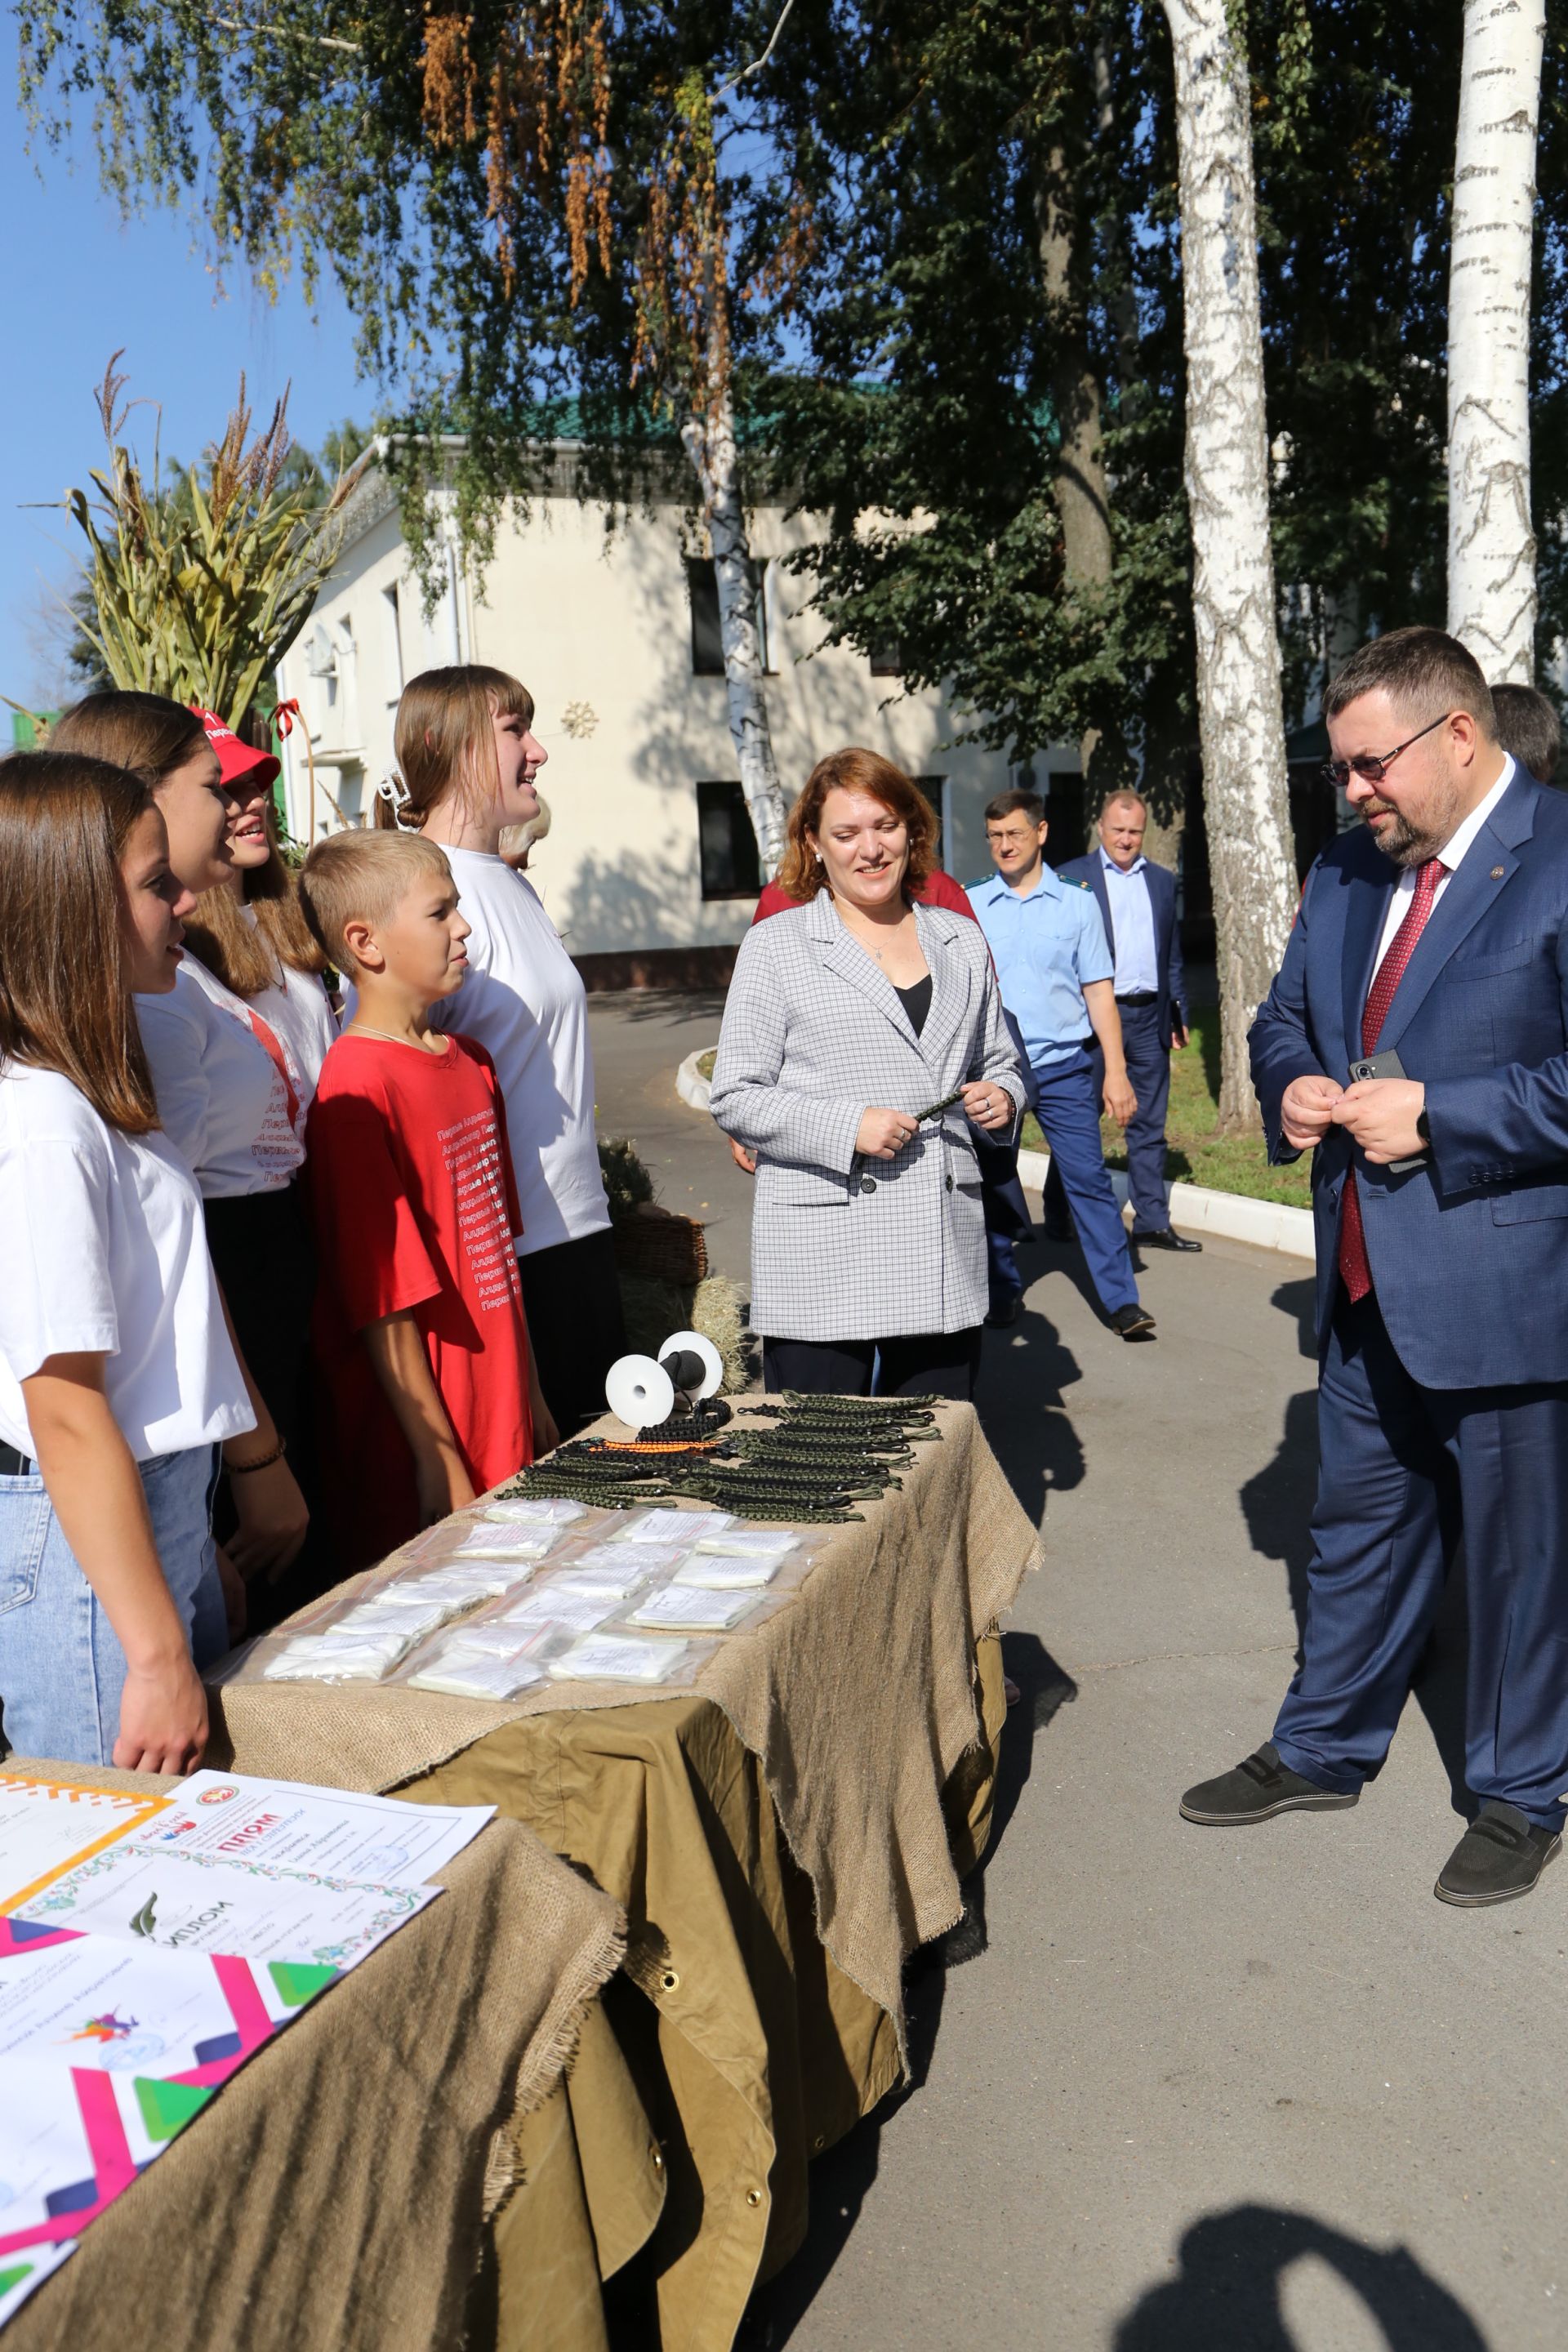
top-left (192, 707), bottom-right (280, 792)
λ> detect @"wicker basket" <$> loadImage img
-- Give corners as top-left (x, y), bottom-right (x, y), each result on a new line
top-left (611, 1203), bottom-right (710, 1286)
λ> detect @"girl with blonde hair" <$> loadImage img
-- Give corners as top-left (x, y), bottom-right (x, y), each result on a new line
top-left (380, 665), bottom-right (621, 1432)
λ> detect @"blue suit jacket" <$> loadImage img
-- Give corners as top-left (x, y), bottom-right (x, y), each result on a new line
top-left (1057, 853), bottom-right (1187, 1046)
top-left (1250, 770), bottom-right (1568, 1387)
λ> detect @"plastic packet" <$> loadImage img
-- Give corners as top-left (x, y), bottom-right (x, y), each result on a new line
top-left (672, 1551), bottom-right (785, 1592)
top-left (434, 1523), bottom-right (563, 1563)
top-left (333, 1597), bottom-right (456, 1643)
top-left (612, 1508), bottom-right (734, 1546)
top-left (407, 1641), bottom-right (548, 1700)
top-left (626, 1584), bottom-right (765, 1633)
top-left (489, 1588), bottom-right (622, 1637)
top-left (547, 1563), bottom-right (656, 1602)
top-left (376, 1563), bottom-right (530, 1607)
top-left (563, 1541), bottom-right (688, 1578)
top-left (693, 1527), bottom-right (801, 1557)
top-left (261, 1628), bottom-right (417, 1682)
top-left (548, 1633), bottom-right (696, 1685)
top-left (479, 1496), bottom-right (587, 1526)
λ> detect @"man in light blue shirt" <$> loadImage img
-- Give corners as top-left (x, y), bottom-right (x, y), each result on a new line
top-left (968, 791), bottom-right (1152, 1339)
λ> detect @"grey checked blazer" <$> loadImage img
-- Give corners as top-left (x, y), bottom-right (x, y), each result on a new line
top-left (710, 893), bottom-right (1026, 1341)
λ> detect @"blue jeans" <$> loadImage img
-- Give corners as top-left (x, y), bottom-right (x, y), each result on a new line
top-left (0, 1445), bottom-right (225, 1766)
top-left (1042, 998), bottom-right (1174, 1232)
top-left (991, 1047), bottom-right (1139, 1316)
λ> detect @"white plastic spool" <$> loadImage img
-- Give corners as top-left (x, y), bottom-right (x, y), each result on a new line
top-left (659, 1330), bottom-right (724, 1401)
top-left (604, 1330), bottom-right (724, 1428)
top-left (604, 1354), bottom-right (676, 1429)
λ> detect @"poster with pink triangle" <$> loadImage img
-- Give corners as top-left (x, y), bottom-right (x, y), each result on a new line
top-left (0, 1917), bottom-right (336, 2262)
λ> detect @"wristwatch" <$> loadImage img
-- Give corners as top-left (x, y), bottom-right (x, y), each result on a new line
top-left (1415, 1108), bottom-right (1432, 1146)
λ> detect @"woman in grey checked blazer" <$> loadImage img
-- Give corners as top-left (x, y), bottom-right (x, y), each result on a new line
top-left (710, 749), bottom-right (1026, 1397)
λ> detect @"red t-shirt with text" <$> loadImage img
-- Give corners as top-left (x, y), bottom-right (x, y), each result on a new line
top-left (305, 1031), bottom-right (534, 1569)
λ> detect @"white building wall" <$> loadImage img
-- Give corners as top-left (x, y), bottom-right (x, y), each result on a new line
top-left (275, 458), bottom-right (1077, 962)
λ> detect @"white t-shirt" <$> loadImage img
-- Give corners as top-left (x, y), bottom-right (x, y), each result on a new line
top-left (427, 848), bottom-right (609, 1254)
top-left (0, 1063), bottom-right (253, 1460)
top-left (136, 956), bottom-right (306, 1198)
top-left (236, 908), bottom-right (339, 1100)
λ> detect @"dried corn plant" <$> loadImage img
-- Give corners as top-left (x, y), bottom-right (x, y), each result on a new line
top-left (62, 357), bottom-right (366, 724)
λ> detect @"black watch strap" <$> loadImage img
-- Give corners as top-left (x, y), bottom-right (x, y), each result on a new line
top-left (1416, 1108), bottom-right (1431, 1143)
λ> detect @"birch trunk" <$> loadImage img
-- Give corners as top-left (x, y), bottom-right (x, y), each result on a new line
top-left (1446, 0), bottom-right (1545, 683)
top-left (1161, 0), bottom-right (1296, 1132)
top-left (679, 381), bottom-right (789, 876)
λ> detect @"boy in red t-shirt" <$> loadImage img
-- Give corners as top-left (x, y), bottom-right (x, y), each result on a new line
top-left (299, 832), bottom-right (558, 1569)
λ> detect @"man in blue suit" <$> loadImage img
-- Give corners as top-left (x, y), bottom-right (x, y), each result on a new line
top-left (1045, 791), bottom-right (1201, 1252)
top-left (1183, 627), bottom-right (1568, 1907)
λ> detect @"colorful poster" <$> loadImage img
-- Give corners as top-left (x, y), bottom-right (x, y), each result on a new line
top-left (0, 1775), bottom-right (173, 1911)
top-left (0, 1772), bottom-right (467, 2328)
top-left (0, 2239), bottom-right (75, 2326)
top-left (14, 1845), bottom-right (437, 1971)
top-left (0, 1917), bottom-right (336, 2261)
top-left (125, 1772), bottom-right (493, 1888)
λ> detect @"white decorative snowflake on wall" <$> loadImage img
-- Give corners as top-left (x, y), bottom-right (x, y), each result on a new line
top-left (560, 700), bottom-right (599, 739)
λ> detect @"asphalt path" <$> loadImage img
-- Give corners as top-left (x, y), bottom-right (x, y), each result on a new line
top-left (587, 990), bottom-right (1562, 2352)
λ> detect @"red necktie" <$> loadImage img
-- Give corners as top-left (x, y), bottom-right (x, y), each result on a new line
top-left (1337, 854), bottom-right (1445, 1300)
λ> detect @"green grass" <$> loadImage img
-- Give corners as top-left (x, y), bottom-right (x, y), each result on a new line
top-left (1020, 1012), bottom-right (1311, 1209)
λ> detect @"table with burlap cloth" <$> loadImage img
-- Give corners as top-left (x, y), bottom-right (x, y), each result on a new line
top-left (1, 1757), bottom-right (661, 2352)
top-left (207, 1400), bottom-right (1041, 2352)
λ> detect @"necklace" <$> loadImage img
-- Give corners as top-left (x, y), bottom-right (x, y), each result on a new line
top-left (348, 1023), bottom-right (448, 1054)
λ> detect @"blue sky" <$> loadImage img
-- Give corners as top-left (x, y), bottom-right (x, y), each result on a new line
top-left (0, 104), bottom-right (372, 713)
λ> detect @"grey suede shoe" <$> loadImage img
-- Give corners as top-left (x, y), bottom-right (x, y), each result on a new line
top-left (1180, 1744), bottom-right (1360, 1826)
top-left (1434, 1802), bottom-right (1561, 1907)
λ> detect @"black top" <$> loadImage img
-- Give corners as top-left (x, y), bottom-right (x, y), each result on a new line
top-left (893, 974), bottom-right (933, 1037)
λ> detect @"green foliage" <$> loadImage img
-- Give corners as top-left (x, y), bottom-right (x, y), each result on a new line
top-left (17, 0), bottom-right (1568, 755)
top-left (61, 359), bottom-right (366, 721)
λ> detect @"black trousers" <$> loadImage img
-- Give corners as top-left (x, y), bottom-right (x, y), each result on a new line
top-left (203, 1184), bottom-right (324, 1623)
top-left (519, 1227), bottom-right (629, 1437)
top-left (760, 1329), bottom-right (982, 1401)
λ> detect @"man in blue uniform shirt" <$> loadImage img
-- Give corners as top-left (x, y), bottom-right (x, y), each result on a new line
top-left (1045, 790), bottom-right (1201, 1253)
top-left (969, 791), bottom-right (1154, 1339)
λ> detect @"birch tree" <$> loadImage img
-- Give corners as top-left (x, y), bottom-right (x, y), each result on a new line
top-left (1446, 0), bottom-right (1547, 682)
top-left (1160, 0), bottom-right (1297, 1130)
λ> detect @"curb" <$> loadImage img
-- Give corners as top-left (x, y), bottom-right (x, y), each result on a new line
top-left (1013, 1148), bottom-right (1313, 1260)
top-left (679, 1047), bottom-right (1313, 1262)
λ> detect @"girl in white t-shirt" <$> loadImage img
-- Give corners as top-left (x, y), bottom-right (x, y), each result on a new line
top-left (376, 665), bottom-right (622, 1434)
top-left (51, 696), bottom-right (314, 1619)
top-left (0, 750), bottom-right (253, 1770)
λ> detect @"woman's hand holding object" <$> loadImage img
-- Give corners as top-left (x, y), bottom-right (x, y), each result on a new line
top-left (960, 1081), bottom-right (1013, 1132)
top-left (856, 1107), bottom-right (919, 1160)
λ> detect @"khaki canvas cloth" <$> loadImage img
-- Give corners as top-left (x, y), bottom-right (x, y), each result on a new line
top-left (2, 1757), bottom-right (648, 2352)
top-left (210, 1401), bottom-right (1042, 2050)
top-left (403, 1638), bottom-right (1006, 2352)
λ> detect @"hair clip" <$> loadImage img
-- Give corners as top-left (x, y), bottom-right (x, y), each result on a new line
top-left (375, 773), bottom-right (417, 829)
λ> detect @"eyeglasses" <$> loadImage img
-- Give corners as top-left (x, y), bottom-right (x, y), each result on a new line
top-left (1321, 710), bottom-right (1450, 790)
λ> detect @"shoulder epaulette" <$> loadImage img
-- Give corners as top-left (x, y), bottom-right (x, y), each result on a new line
top-left (1072, 876), bottom-right (1092, 889)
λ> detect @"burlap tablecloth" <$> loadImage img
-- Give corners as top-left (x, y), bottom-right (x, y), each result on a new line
top-left (209, 1400), bottom-right (1042, 2050)
top-left (400, 1637), bottom-right (1007, 2352)
top-left (0, 1757), bottom-right (656, 2352)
